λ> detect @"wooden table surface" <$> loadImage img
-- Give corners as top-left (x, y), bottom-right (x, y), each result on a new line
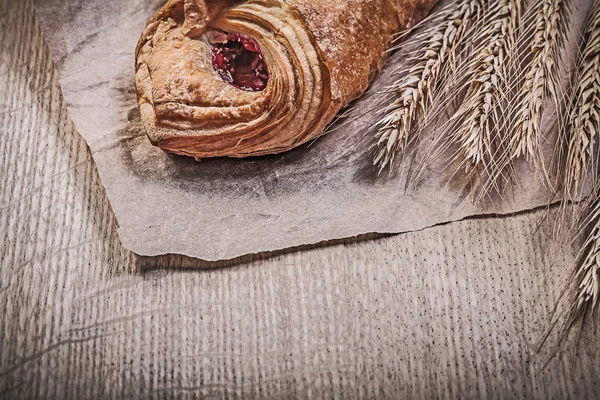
top-left (1, 0), bottom-right (599, 398)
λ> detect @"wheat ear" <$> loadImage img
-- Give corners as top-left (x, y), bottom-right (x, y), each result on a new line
top-left (372, 0), bottom-right (483, 170)
top-left (509, 0), bottom-right (569, 164)
top-left (558, 0), bottom-right (600, 334)
top-left (450, 0), bottom-right (521, 176)
top-left (574, 204), bottom-right (600, 314)
top-left (563, 0), bottom-right (600, 202)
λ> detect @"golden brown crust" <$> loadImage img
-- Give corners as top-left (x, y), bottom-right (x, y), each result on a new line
top-left (282, 0), bottom-right (398, 105)
top-left (135, 0), bottom-right (439, 159)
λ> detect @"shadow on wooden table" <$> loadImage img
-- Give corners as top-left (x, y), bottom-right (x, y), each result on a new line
top-left (135, 232), bottom-right (394, 272)
top-left (134, 206), bottom-right (555, 273)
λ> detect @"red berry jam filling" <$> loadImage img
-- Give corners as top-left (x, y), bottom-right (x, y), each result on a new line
top-left (211, 32), bottom-right (269, 91)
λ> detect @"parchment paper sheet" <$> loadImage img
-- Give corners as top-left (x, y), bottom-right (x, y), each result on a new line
top-left (33, 0), bottom-right (592, 261)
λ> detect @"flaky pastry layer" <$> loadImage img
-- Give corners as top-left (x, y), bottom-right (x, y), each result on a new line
top-left (135, 0), bottom-right (439, 159)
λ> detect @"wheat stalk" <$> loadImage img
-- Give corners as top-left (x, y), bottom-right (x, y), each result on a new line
top-left (509, 0), bottom-right (569, 164)
top-left (557, 0), bottom-right (600, 334)
top-left (574, 210), bottom-right (600, 312)
top-left (372, 0), bottom-right (483, 170)
top-left (563, 0), bottom-right (600, 202)
top-left (451, 0), bottom-right (521, 175)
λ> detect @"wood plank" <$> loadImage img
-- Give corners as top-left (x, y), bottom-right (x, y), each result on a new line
top-left (1, 0), bottom-right (599, 398)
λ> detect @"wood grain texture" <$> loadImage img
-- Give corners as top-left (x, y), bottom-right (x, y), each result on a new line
top-left (1, 0), bottom-right (600, 398)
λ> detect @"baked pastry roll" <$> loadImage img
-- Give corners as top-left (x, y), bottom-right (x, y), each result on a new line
top-left (135, 0), bottom-right (439, 159)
